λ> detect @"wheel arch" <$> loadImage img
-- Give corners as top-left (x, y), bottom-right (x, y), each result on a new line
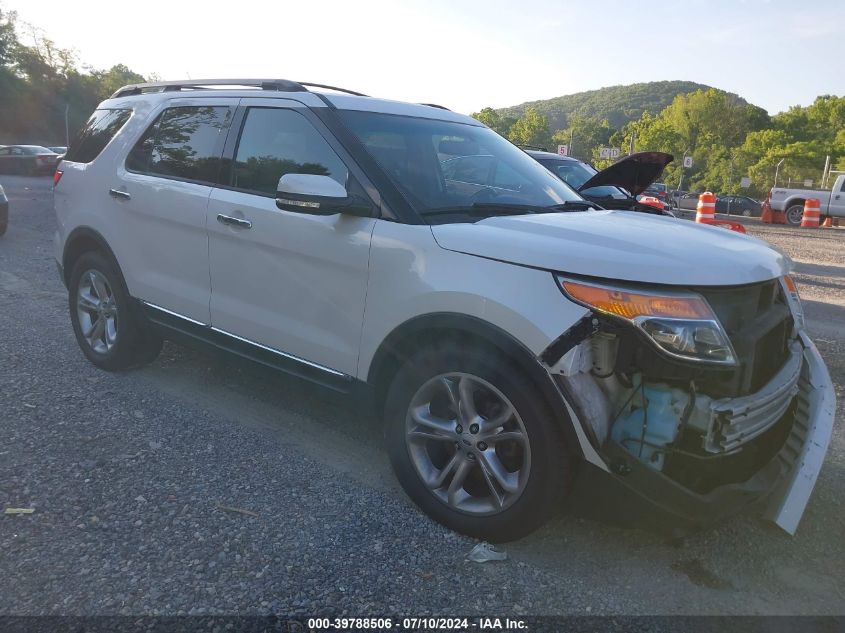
top-left (366, 312), bottom-right (585, 459)
top-left (62, 226), bottom-right (126, 290)
top-left (785, 198), bottom-right (806, 211)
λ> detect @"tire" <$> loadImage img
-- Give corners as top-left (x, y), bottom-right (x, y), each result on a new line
top-left (742, 209), bottom-right (752, 217)
top-left (786, 203), bottom-right (805, 226)
top-left (69, 251), bottom-right (163, 371)
top-left (0, 222), bottom-right (6, 237)
top-left (384, 342), bottom-right (572, 542)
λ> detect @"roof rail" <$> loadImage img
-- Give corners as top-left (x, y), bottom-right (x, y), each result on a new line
top-left (420, 103), bottom-right (451, 111)
top-left (297, 82), bottom-right (368, 97)
top-left (110, 78), bottom-right (367, 99)
top-left (518, 144), bottom-right (549, 152)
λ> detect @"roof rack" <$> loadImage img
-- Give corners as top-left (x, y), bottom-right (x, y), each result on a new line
top-left (110, 78), bottom-right (368, 99)
top-left (420, 103), bottom-right (451, 111)
top-left (518, 144), bottom-right (549, 152)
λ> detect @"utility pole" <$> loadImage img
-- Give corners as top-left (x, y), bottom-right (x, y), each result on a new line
top-left (64, 103), bottom-right (70, 147)
top-left (822, 155), bottom-right (831, 188)
top-left (678, 150), bottom-right (689, 193)
top-left (774, 158), bottom-right (784, 188)
top-left (569, 129), bottom-right (574, 159)
top-left (628, 131), bottom-right (636, 155)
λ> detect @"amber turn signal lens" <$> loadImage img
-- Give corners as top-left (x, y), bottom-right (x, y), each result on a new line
top-left (783, 275), bottom-right (798, 293)
top-left (561, 280), bottom-right (712, 320)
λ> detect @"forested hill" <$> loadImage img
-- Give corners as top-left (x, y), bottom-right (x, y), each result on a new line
top-left (496, 80), bottom-right (748, 129)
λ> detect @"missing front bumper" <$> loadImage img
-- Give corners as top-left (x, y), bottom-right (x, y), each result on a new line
top-left (563, 332), bottom-right (835, 534)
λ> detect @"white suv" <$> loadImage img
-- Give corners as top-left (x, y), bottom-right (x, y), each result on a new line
top-left (54, 79), bottom-right (834, 541)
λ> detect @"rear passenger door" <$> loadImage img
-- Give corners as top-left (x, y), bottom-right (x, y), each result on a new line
top-left (115, 99), bottom-right (237, 323)
top-left (206, 99), bottom-right (377, 377)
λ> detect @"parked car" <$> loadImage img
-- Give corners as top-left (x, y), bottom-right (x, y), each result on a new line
top-left (54, 78), bottom-right (834, 541)
top-left (49, 146), bottom-right (68, 161)
top-left (0, 183), bottom-right (8, 236)
top-left (677, 191), bottom-right (702, 210)
top-left (525, 149), bottom-right (675, 216)
top-left (642, 182), bottom-right (670, 206)
top-left (716, 195), bottom-right (761, 217)
top-left (0, 145), bottom-right (60, 175)
top-left (770, 176), bottom-right (845, 225)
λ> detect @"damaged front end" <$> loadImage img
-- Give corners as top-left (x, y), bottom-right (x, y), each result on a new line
top-left (543, 275), bottom-right (835, 535)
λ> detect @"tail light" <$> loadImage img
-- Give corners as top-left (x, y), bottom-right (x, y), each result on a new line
top-left (53, 169), bottom-right (63, 186)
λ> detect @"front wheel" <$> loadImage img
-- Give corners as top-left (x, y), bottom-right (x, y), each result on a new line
top-left (69, 251), bottom-right (162, 371)
top-left (786, 204), bottom-right (805, 226)
top-left (384, 344), bottom-right (572, 542)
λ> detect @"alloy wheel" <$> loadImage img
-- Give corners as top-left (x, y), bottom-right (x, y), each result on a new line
top-left (76, 269), bottom-right (118, 354)
top-left (404, 372), bottom-right (531, 515)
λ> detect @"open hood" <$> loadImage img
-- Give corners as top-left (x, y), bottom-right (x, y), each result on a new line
top-left (578, 152), bottom-right (673, 197)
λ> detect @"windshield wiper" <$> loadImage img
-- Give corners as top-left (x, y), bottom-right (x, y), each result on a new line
top-left (422, 203), bottom-right (540, 218)
top-left (550, 200), bottom-right (600, 211)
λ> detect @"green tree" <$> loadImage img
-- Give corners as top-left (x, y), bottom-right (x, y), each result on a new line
top-left (552, 114), bottom-right (616, 165)
top-left (0, 8), bottom-right (148, 143)
top-left (507, 107), bottom-right (551, 149)
top-left (471, 106), bottom-right (515, 137)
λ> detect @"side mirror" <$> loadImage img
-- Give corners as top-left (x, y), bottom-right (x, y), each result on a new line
top-left (275, 174), bottom-right (373, 217)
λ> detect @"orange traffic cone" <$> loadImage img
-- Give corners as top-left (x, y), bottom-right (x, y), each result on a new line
top-left (800, 199), bottom-right (821, 228)
top-left (760, 198), bottom-right (774, 223)
top-left (696, 192), bottom-right (716, 224)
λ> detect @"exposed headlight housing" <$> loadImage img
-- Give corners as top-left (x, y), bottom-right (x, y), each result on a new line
top-left (557, 277), bottom-right (737, 366)
top-left (781, 275), bottom-right (805, 332)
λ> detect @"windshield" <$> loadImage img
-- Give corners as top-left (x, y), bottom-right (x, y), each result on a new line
top-left (337, 111), bottom-right (584, 218)
top-left (537, 159), bottom-right (629, 199)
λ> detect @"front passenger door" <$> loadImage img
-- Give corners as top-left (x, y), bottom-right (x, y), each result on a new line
top-left (207, 100), bottom-right (377, 376)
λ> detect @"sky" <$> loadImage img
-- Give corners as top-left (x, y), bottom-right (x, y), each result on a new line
top-left (4, 0), bottom-right (844, 115)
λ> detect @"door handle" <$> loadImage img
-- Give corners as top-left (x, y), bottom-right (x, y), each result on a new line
top-left (217, 214), bottom-right (253, 229)
top-left (109, 188), bottom-right (131, 200)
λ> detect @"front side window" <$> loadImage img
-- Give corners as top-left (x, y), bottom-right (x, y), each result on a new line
top-left (127, 106), bottom-right (232, 184)
top-left (337, 110), bottom-right (583, 219)
top-left (229, 108), bottom-right (348, 196)
top-left (64, 109), bottom-right (132, 163)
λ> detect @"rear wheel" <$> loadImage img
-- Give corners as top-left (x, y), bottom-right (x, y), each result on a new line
top-left (786, 203), bottom-right (804, 226)
top-left (69, 251), bottom-right (162, 371)
top-left (384, 343), bottom-right (572, 541)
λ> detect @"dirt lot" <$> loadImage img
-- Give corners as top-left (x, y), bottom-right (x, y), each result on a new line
top-left (1, 174), bottom-right (843, 616)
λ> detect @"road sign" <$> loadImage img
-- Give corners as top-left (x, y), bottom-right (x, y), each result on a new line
top-left (740, 176), bottom-right (751, 188)
top-left (610, 148), bottom-right (620, 159)
top-left (557, 144), bottom-right (568, 156)
top-left (804, 179), bottom-right (813, 187)
top-left (599, 147), bottom-right (611, 159)
top-left (683, 156), bottom-right (693, 168)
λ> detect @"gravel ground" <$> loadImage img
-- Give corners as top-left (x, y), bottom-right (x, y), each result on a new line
top-left (1, 175), bottom-right (843, 616)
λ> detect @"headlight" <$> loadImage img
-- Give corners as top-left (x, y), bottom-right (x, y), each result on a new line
top-left (781, 275), bottom-right (805, 331)
top-left (557, 277), bottom-right (737, 365)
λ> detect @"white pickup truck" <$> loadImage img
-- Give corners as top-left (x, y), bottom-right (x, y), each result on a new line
top-left (770, 174), bottom-right (845, 225)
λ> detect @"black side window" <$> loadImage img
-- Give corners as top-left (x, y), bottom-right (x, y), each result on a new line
top-left (230, 108), bottom-right (348, 196)
top-left (127, 106), bottom-right (232, 184)
top-left (64, 109), bottom-right (131, 163)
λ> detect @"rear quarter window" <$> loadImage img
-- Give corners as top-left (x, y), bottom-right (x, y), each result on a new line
top-left (64, 109), bottom-right (132, 163)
